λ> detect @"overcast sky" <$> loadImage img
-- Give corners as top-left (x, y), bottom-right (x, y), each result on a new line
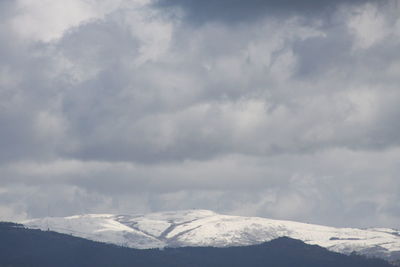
top-left (1, 0), bottom-right (400, 228)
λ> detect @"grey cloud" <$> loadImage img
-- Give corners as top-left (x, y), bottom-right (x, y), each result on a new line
top-left (2, 148), bottom-right (400, 227)
top-left (49, 5), bottom-right (397, 163)
top-left (0, 36), bottom-right (63, 163)
top-left (0, 0), bottom-right (16, 21)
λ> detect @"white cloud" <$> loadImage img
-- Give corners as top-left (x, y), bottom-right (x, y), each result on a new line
top-left (348, 3), bottom-right (390, 49)
top-left (9, 0), bottom-right (147, 42)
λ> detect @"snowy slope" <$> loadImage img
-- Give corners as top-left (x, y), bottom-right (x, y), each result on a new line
top-left (23, 210), bottom-right (400, 260)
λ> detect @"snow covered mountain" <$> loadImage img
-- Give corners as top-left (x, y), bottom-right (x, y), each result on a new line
top-left (23, 210), bottom-right (400, 261)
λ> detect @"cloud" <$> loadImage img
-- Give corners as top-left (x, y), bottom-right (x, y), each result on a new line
top-left (9, 0), bottom-right (127, 42)
top-left (0, 0), bottom-right (400, 230)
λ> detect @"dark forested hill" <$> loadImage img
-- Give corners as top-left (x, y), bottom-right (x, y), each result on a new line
top-left (0, 222), bottom-right (395, 267)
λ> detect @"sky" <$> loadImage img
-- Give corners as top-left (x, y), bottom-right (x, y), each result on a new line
top-left (1, 0), bottom-right (400, 229)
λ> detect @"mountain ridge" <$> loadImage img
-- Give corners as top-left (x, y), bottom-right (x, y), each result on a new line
top-left (22, 209), bottom-right (400, 261)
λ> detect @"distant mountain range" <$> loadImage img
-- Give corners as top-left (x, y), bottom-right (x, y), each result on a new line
top-left (0, 222), bottom-right (396, 267)
top-left (23, 209), bottom-right (400, 262)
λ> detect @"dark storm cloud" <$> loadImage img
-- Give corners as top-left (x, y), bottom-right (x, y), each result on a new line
top-left (154, 0), bottom-right (383, 24)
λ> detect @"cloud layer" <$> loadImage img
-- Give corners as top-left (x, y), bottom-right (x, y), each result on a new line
top-left (1, 0), bottom-right (400, 228)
